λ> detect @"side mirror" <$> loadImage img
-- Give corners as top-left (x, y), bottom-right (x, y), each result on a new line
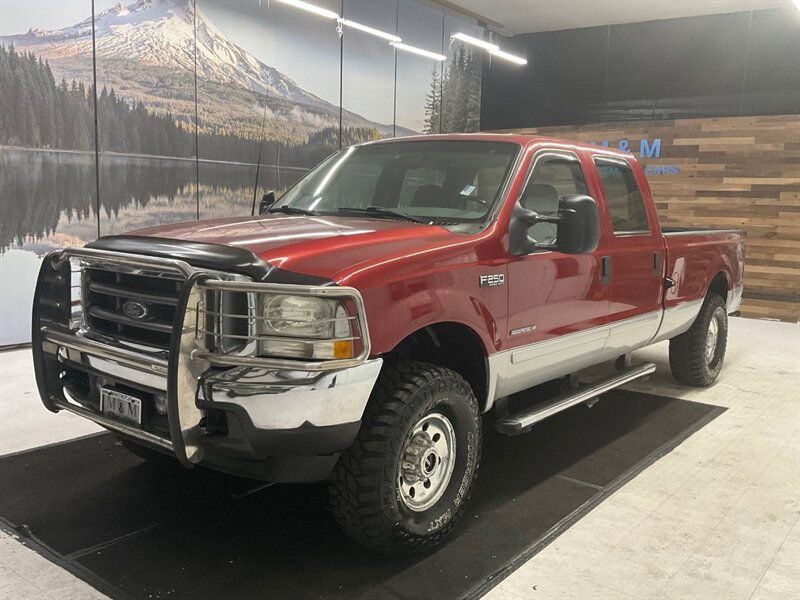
top-left (258, 191), bottom-right (276, 215)
top-left (510, 194), bottom-right (600, 256)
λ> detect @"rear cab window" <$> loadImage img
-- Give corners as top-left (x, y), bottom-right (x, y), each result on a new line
top-left (593, 158), bottom-right (650, 235)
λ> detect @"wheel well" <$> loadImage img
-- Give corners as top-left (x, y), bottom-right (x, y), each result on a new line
top-left (385, 323), bottom-right (488, 409)
top-left (708, 272), bottom-right (728, 303)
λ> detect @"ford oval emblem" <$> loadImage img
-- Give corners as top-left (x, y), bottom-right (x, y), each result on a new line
top-left (122, 300), bottom-right (150, 320)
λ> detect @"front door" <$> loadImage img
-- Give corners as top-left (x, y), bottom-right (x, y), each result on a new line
top-left (502, 150), bottom-right (611, 398)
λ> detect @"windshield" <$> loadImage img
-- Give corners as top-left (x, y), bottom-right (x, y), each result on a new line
top-left (273, 140), bottom-right (519, 223)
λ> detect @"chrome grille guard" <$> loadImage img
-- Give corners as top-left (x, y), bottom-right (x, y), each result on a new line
top-left (34, 247), bottom-right (373, 466)
top-left (46, 247), bottom-right (372, 371)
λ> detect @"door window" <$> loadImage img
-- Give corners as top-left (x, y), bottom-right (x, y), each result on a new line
top-left (594, 159), bottom-right (649, 234)
top-left (519, 155), bottom-right (588, 245)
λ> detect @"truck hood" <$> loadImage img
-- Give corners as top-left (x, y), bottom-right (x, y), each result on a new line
top-left (128, 214), bottom-right (458, 282)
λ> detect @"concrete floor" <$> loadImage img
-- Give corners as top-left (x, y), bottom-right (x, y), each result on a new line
top-left (0, 317), bottom-right (798, 600)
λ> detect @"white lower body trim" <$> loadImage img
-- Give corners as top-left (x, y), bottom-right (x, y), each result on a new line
top-left (606, 310), bottom-right (663, 356)
top-left (487, 325), bottom-right (610, 410)
top-left (650, 299), bottom-right (704, 344)
top-left (484, 304), bottom-right (704, 412)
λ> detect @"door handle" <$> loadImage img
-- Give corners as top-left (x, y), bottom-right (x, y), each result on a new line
top-left (653, 251), bottom-right (661, 276)
top-left (600, 256), bottom-right (611, 285)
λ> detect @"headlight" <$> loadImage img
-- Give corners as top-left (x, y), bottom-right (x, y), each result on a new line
top-left (261, 295), bottom-right (335, 338)
top-left (257, 294), bottom-right (354, 360)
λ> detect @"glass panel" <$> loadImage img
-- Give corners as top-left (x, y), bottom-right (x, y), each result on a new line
top-left (342, 0), bottom-right (397, 142)
top-left (0, 0), bottom-right (97, 345)
top-left (271, 0), bottom-right (342, 180)
top-left (196, 0), bottom-right (342, 220)
top-left (95, 0), bottom-right (198, 234)
top-left (595, 160), bottom-right (649, 233)
top-left (441, 14), bottom-right (483, 133)
top-left (395, 0), bottom-right (444, 136)
top-left (195, 0), bottom-right (267, 219)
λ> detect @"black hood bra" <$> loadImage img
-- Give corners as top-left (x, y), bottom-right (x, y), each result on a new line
top-left (87, 235), bottom-right (333, 286)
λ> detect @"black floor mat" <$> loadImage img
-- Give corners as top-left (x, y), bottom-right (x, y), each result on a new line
top-left (0, 390), bottom-right (723, 600)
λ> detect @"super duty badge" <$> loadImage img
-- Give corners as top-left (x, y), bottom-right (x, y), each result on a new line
top-left (479, 274), bottom-right (505, 288)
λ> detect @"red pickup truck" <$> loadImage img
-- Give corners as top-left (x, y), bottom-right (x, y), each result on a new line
top-left (32, 134), bottom-right (744, 553)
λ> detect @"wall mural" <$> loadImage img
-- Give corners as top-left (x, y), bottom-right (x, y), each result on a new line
top-left (396, 0), bottom-right (442, 136)
top-left (0, 0), bottom-right (98, 346)
top-left (0, 0), bottom-right (485, 346)
top-left (93, 0), bottom-right (198, 235)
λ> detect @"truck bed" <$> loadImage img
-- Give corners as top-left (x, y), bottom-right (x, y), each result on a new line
top-left (662, 228), bottom-right (745, 314)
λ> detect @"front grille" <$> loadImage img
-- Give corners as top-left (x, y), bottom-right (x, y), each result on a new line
top-left (84, 268), bottom-right (184, 350)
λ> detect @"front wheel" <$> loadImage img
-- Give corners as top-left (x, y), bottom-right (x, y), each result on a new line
top-left (328, 362), bottom-right (482, 554)
top-left (669, 294), bottom-right (728, 387)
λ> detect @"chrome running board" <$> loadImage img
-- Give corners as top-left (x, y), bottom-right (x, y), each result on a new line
top-left (495, 362), bottom-right (657, 435)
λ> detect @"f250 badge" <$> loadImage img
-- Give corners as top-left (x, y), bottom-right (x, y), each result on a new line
top-left (479, 274), bottom-right (505, 288)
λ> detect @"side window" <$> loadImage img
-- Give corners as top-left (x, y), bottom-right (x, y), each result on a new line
top-left (594, 159), bottom-right (649, 234)
top-left (520, 155), bottom-right (588, 245)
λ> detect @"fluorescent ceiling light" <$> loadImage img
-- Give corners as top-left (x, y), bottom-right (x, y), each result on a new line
top-left (451, 32), bottom-right (498, 52)
top-left (391, 42), bottom-right (446, 61)
top-left (338, 18), bottom-right (402, 43)
top-left (490, 48), bottom-right (527, 65)
top-left (273, 0), bottom-right (338, 19)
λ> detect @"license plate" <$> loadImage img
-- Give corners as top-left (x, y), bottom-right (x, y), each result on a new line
top-left (100, 388), bottom-right (142, 426)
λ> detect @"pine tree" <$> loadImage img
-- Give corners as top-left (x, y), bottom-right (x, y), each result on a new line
top-left (423, 67), bottom-right (441, 134)
top-left (440, 49), bottom-right (457, 133)
top-left (465, 49), bottom-right (482, 132)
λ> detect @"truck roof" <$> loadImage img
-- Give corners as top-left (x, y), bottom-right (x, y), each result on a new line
top-left (367, 132), bottom-right (635, 160)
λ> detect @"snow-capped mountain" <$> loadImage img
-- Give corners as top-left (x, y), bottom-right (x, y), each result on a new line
top-left (1, 0), bottom-right (410, 136)
top-left (3, 0), bottom-right (329, 108)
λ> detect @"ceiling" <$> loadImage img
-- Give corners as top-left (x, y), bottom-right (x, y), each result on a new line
top-left (443, 0), bottom-right (794, 35)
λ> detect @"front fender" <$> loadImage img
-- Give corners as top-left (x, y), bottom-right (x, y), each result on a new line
top-left (361, 281), bottom-right (503, 357)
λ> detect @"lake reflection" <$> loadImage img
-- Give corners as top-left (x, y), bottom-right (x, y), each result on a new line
top-left (0, 148), bottom-right (307, 345)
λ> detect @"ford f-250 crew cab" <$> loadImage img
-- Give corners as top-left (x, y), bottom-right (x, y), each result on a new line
top-left (32, 134), bottom-right (744, 553)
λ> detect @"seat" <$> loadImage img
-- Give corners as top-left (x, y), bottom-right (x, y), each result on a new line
top-left (410, 184), bottom-right (447, 208)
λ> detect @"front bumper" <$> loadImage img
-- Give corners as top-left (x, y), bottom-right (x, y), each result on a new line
top-left (32, 248), bottom-right (381, 482)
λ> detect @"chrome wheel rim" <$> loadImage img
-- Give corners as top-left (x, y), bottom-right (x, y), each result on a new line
top-left (398, 413), bottom-right (456, 512)
top-left (705, 314), bottom-right (719, 363)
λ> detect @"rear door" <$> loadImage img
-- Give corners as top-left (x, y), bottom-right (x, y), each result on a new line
top-left (590, 156), bottom-right (664, 355)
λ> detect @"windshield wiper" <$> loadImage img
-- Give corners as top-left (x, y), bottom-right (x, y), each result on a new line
top-left (268, 205), bottom-right (318, 216)
top-left (337, 206), bottom-right (429, 224)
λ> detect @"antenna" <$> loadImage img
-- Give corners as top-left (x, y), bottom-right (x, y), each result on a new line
top-left (251, 92), bottom-right (271, 216)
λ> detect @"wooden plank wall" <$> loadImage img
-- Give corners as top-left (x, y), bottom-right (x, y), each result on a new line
top-left (493, 114), bottom-right (800, 322)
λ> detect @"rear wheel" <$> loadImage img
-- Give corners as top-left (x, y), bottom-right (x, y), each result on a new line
top-left (328, 361), bottom-right (482, 554)
top-left (669, 294), bottom-right (728, 387)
